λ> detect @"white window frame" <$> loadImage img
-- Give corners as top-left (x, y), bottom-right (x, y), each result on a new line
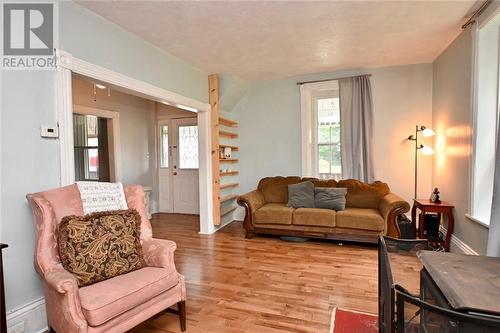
top-left (468, 4), bottom-right (500, 228)
top-left (300, 80), bottom-right (340, 178)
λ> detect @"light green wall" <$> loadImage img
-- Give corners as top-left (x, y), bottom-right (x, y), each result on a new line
top-left (432, 28), bottom-right (489, 254)
top-left (0, 1), bottom-right (208, 319)
top-left (59, 2), bottom-right (208, 103)
top-left (234, 64), bottom-right (434, 206)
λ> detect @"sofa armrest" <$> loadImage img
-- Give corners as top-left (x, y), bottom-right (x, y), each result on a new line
top-left (379, 193), bottom-right (411, 238)
top-left (142, 238), bottom-right (178, 272)
top-left (238, 190), bottom-right (265, 212)
top-left (237, 190), bottom-right (265, 238)
top-left (44, 267), bottom-right (88, 331)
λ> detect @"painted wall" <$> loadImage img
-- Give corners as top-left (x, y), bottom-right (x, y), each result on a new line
top-left (432, 27), bottom-right (489, 254)
top-left (1, 1), bottom-right (208, 328)
top-left (59, 2), bottom-right (208, 104)
top-left (72, 78), bottom-right (157, 208)
top-left (234, 64), bottom-right (434, 206)
top-left (1, 70), bottom-right (59, 327)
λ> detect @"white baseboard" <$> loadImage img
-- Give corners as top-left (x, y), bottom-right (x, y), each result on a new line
top-left (233, 206), bottom-right (245, 221)
top-left (7, 297), bottom-right (47, 333)
top-left (440, 225), bottom-right (478, 255)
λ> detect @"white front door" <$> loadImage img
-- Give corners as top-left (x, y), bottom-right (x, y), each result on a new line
top-left (158, 118), bottom-right (200, 214)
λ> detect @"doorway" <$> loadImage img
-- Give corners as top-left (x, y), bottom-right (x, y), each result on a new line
top-left (158, 117), bottom-right (200, 214)
top-left (56, 49), bottom-right (214, 234)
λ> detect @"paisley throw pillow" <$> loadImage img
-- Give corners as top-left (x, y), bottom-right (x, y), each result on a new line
top-left (58, 209), bottom-right (146, 287)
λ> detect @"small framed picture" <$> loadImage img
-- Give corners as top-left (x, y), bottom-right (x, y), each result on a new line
top-left (224, 147), bottom-right (232, 159)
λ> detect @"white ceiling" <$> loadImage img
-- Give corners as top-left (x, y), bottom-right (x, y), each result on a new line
top-left (78, 1), bottom-right (478, 81)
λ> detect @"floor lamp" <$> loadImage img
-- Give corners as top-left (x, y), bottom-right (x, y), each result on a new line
top-left (408, 125), bottom-right (434, 199)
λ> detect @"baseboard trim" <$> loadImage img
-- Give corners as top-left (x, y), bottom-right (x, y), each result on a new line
top-left (7, 297), bottom-right (47, 333)
top-left (440, 226), bottom-right (478, 255)
top-left (233, 206), bottom-right (245, 221)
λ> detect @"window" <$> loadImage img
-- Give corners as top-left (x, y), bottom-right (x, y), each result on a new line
top-left (73, 114), bottom-right (110, 182)
top-left (469, 13), bottom-right (500, 226)
top-left (300, 80), bottom-right (341, 179)
top-left (178, 125), bottom-right (199, 169)
top-left (316, 97), bottom-right (341, 179)
top-left (160, 125), bottom-right (169, 168)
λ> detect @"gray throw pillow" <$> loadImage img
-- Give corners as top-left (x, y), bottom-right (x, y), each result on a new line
top-left (287, 181), bottom-right (315, 208)
top-left (314, 187), bottom-right (348, 211)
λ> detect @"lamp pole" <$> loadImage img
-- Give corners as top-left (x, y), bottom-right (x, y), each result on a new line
top-left (408, 125), bottom-right (426, 200)
top-left (414, 125), bottom-right (418, 200)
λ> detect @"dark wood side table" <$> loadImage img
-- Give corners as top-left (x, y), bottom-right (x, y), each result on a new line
top-left (411, 199), bottom-right (454, 252)
top-left (0, 243), bottom-right (7, 333)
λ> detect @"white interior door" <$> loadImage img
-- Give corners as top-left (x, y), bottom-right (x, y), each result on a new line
top-left (172, 118), bottom-right (200, 214)
top-left (158, 120), bottom-right (173, 212)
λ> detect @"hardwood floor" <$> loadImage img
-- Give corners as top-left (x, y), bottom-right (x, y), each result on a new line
top-left (129, 213), bottom-right (390, 333)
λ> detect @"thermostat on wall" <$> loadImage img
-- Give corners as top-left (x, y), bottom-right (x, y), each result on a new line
top-left (40, 125), bottom-right (59, 138)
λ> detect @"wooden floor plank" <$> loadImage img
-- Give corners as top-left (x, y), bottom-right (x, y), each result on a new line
top-left (128, 213), bottom-right (414, 333)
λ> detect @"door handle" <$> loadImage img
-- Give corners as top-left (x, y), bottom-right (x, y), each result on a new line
top-left (173, 172), bottom-right (178, 175)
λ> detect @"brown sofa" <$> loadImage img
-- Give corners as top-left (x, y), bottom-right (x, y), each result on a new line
top-left (237, 176), bottom-right (410, 243)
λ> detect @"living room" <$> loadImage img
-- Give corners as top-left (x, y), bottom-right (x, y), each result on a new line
top-left (1, 1), bottom-right (500, 333)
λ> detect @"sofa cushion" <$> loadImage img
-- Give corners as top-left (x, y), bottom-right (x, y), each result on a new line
top-left (287, 181), bottom-right (315, 208)
top-left (257, 176), bottom-right (302, 203)
top-left (292, 208), bottom-right (336, 227)
top-left (253, 203), bottom-right (294, 225)
top-left (336, 208), bottom-right (385, 231)
top-left (314, 187), bottom-right (348, 210)
top-left (337, 179), bottom-right (390, 209)
top-left (79, 267), bottom-right (178, 326)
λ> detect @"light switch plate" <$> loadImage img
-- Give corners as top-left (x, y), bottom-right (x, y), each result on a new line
top-left (40, 125), bottom-right (59, 138)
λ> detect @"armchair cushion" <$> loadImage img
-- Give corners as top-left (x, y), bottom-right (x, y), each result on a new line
top-left (79, 267), bottom-right (179, 326)
top-left (58, 209), bottom-right (146, 287)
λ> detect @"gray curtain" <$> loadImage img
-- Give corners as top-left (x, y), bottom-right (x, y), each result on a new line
top-left (487, 125), bottom-right (500, 256)
top-left (339, 75), bottom-right (374, 182)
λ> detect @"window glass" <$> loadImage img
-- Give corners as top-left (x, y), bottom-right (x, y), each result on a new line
top-left (317, 97), bottom-right (341, 179)
top-left (160, 125), bottom-right (169, 168)
top-left (178, 125), bottom-right (199, 169)
top-left (73, 114), bottom-right (100, 181)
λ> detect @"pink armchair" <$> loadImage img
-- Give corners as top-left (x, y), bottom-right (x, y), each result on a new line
top-left (26, 184), bottom-right (186, 333)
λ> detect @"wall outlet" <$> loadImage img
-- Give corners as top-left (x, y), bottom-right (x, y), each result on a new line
top-left (8, 321), bottom-right (25, 333)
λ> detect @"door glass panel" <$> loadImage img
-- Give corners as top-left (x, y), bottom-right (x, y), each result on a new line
top-left (160, 125), bottom-right (169, 168)
top-left (178, 125), bottom-right (199, 169)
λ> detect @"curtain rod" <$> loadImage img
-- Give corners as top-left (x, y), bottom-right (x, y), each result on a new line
top-left (462, 0), bottom-right (491, 29)
top-left (296, 74), bottom-right (372, 86)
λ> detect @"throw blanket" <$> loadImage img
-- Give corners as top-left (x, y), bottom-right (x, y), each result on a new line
top-left (77, 181), bottom-right (128, 214)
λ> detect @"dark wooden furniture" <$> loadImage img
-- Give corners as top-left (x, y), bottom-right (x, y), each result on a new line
top-left (411, 199), bottom-right (454, 251)
top-left (0, 243), bottom-right (7, 333)
top-left (378, 238), bottom-right (500, 332)
top-left (378, 236), bottom-right (428, 333)
top-left (419, 251), bottom-right (500, 316)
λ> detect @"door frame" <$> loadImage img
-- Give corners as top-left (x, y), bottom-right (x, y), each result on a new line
top-left (55, 49), bottom-right (215, 234)
top-left (73, 105), bottom-right (122, 182)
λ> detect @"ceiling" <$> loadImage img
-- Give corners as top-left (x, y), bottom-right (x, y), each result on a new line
top-left (78, 1), bottom-right (478, 81)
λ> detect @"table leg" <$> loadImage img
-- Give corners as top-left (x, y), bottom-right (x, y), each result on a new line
top-left (445, 210), bottom-right (454, 252)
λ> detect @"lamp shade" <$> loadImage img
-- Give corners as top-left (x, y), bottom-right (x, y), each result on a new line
top-left (421, 145), bottom-right (434, 155)
top-left (422, 128), bottom-right (435, 137)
